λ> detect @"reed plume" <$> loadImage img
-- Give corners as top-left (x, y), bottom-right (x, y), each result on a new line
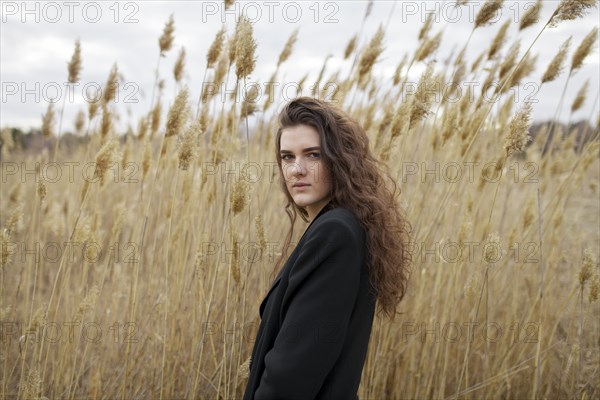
top-left (110, 205), bottom-right (123, 244)
top-left (178, 119), bottom-right (201, 171)
top-left (94, 136), bottom-right (120, 185)
top-left (357, 25), bottom-right (385, 86)
top-left (522, 196), bottom-right (535, 230)
top-left (415, 30), bottom-right (442, 62)
top-left (419, 13), bottom-right (435, 41)
top-left (475, 0), bottom-right (505, 28)
top-left (390, 99), bottom-right (411, 139)
top-left (504, 101), bottom-right (533, 158)
top-left (488, 20), bottom-right (510, 60)
top-left (1, 230), bottom-right (12, 268)
top-left (230, 177), bottom-right (249, 215)
top-left (254, 215), bottom-right (267, 252)
top-left (506, 52), bottom-right (537, 90)
top-left (541, 37), bottom-right (571, 84)
top-left (441, 104), bottom-right (461, 145)
top-left (263, 72), bottom-right (277, 110)
top-left (548, 0), bottom-right (598, 28)
top-left (241, 84), bottom-right (259, 118)
top-left (20, 368), bottom-right (42, 399)
top-left (392, 54), bottom-right (408, 85)
top-left (277, 29), bottom-right (298, 67)
top-left (542, 26), bottom-right (599, 157)
top-left (471, 51), bottom-right (485, 71)
top-left (37, 179), bottom-right (47, 202)
top-left (41, 102), bottom-right (55, 138)
top-left (227, 29), bottom-right (238, 67)
top-left (483, 231), bottom-right (501, 264)
top-left (1, 129), bottom-right (15, 158)
top-left (214, 51), bottom-right (229, 89)
top-left (235, 16), bottom-right (257, 79)
top-left (238, 356), bottom-right (251, 380)
top-left (165, 87), bottom-right (189, 137)
top-left (364, 0), bottom-right (374, 19)
top-left (589, 269), bottom-right (600, 303)
top-left (498, 93), bottom-right (515, 127)
top-left (199, 105), bottom-right (210, 133)
top-left (579, 248), bottom-right (595, 288)
top-left (375, 104), bottom-right (394, 148)
top-left (79, 179), bottom-right (89, 203)
top-left (450, 61), bottom-right (466, 89)
top-left (408, 62), bottom-right (436, 130)
top-left (207, 27), bottom-right (226, 68)
top-left (571, 79), bottom-right (589, 112)
top-left (102, 63), bottom-right (119, 105)
top-left (88, 97), bottom-right (99, 122)
top-left (4, 204), bottom-right (23, 235)
top-left (74, 285), bottom-right (100, 323)
top-left (173, 47), bottom-right (186, 83)
top-left (159, 14), bottom-right (175, 55)
top-left (149, 101), bottom-right (162, 138)
top-left (99, 104), bottom-right (112, 140)
top-left (570, 26), bottom-right (598, 74)
top-left (136, 116), bottom-right (149, 139)
top-left (230, 230), bottom-right (240, 284)
top-left (519, 0), bottom-right (541, 31)
top-left (344, 34), bottom-right (358, 59)
top-left (312, 54), bottom-right (331, 96)
top-left (499, 42), bottom-right (520, 81)
top-left (120, 143), bottom-right (129, 172)
top-left (67, 39), bottom-right (82, 84)
top-left (464, 273), bottom-right (481, 303)
top-left (142, 140), bottom-right (152, 179)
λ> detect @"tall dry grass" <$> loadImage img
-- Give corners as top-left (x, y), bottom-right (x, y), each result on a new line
top-left (1, 1), bottom-right (599, 399)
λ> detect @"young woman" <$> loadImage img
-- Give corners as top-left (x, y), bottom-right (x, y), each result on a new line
top-left (242, 97), bottom-right (412, 400)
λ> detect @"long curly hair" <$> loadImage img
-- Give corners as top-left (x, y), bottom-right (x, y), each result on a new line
top-left (272, 96), bottom-right (413, 321)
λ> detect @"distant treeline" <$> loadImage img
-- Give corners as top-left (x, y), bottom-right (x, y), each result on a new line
top-left (1, 120), bottom-right (598, 159)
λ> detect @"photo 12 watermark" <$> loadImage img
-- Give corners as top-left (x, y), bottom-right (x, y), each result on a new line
top-left (1, 321), bottom-right (139, 349)
top-left (200, 1), bottom-right (340, 24)
top-left (1, 240), bottom-right (140, 266)
top-left (1, 1), bottom-right (140, 24)
top-left (1, 81), bottom-right (140, 105)
top-left (399, 1), bottom-right (540, 24)
top-left (399, 320), bottom-right (540, 344)
top-left (398, 161), bottom-right (539, 184)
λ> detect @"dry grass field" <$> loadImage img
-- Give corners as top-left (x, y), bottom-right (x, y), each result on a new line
top-left (1, 0), bottom-right (599, 399)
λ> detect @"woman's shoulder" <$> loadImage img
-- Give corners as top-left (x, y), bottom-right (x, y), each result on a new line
top-left (319, 206), bottom-right (358, 223)
top-left (311, 206), bottom-right (364, 238)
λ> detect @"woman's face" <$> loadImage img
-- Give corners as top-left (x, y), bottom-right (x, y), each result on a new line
top-left (280, 124), bottom-right (332, 220)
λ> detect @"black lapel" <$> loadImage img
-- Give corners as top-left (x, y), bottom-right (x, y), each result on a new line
top-left (258, 201), bottom-right (336, 317)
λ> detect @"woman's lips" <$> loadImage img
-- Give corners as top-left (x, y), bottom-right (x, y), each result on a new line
top-left (293, 184), bottom-right (310, 190)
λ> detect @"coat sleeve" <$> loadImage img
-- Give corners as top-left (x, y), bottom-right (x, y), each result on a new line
top-left (254, 217), bottom-right (364, 400)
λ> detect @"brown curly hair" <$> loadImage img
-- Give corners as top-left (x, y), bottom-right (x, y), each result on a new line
top-left (271, 96), bottom-right (413, 321)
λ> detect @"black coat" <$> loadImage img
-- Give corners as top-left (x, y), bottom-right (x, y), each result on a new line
top-left (242, 202), bottom-right (376, 400)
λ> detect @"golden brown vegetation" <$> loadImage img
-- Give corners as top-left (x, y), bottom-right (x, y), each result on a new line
top-left (1, 1), bottom-right (599, 399)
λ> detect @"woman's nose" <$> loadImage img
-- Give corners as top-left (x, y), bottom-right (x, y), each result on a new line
top-left (290, 159), bottom-right (307, 176)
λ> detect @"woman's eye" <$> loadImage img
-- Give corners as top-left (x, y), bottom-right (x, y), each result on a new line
top-left (281, 153), bottom-right (319, 161)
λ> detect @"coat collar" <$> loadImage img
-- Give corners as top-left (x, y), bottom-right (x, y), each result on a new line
top-left (305, 199), bottom-right (336, 232)
top-left (259, 200), bottom-right (337, 317)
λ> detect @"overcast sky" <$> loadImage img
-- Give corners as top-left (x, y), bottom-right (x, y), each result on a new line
top-left (1, 0), bottom-right (598, 133)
